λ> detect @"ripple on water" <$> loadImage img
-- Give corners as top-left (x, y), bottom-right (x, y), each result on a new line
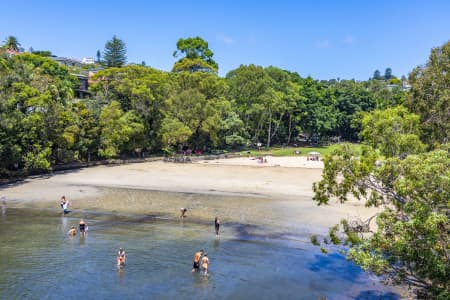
top-left (0, 207), bottom-right (403, 299)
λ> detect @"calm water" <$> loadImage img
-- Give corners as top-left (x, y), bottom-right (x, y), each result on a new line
top-left (0, 206), bottom-right (401, 299)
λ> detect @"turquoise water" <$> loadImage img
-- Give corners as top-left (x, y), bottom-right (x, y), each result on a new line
top-left (0, 207), bottom-right (401, 299)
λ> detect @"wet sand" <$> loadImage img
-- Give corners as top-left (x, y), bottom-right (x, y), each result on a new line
top-left (0, 157), bottom-right (378, 233)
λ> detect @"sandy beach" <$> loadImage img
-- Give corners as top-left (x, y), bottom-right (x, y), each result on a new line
top-left (0, 156), bottom-right (377, 233)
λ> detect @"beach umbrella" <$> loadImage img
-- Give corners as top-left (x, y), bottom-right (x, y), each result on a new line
top-left (308, 151), bottom-right (320, 156)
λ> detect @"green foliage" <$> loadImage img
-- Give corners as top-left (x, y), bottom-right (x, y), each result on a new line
top-left (173, 37), bottom-right (218, 73)
top-left (98, 101), bottom-right (144, 158)
top-left (310, 234), bottom-right (320, 246)
top-left (384, 67), bottom-right (393, 80)
top-left (160, 117), bottom-right (192, 150)
top-left (407, 41), bottom-right (450, 147)
top-left (32, 50), bottom-right (52, 57)
top-left (360, 106), bottom-right (425, 157)
top-left (313, 141), bottom-right (450, 296)
top-left (2, 36), bottom-right (20, 51)
top-left (102, 35), bottom-right (127, 67)
top-left (328, 80), bottom-right (376, 141)
top-left (373, 70), bottom-right (381, 80)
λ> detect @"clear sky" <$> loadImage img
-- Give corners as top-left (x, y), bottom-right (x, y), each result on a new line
top-left (1, 0), bottom-right (449, 80)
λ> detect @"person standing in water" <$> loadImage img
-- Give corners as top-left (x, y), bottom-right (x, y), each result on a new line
top-left (117, 248), bottom-right (126, 266)
top-left (60, 196), bottom-right (69, 214)
top-left (191, 249), bottom-right (203, 272)
top-left (180, 208), bottom-right (187, 218)
top-left (78, 219), bottom-right (87, 235)
top-left (201, 254), bottom-right (209, 275)
top-left (214, 217), bottom-right (220, 235)
top-left (68, 225), bottom-right (76, 236)
top-left (1, 196), bottom-right (6, 216)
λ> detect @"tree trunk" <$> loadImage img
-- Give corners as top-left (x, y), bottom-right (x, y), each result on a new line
top-left (287, 113), bottom-right (292, 145)
top-left (266, 109), bottom-right (272, 148)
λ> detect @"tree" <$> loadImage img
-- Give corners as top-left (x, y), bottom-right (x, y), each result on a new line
top-left (298, 77), bottom-right (337, 142)
top-left (172, 36), bottom-right (218, 73)
top-left (313, 144), bottom-right (450, 298)
top-left (226, 64), bottom-right (275, 144)
top-left (2, 36), bottom-right (20, 51)
top-left (384, 67), bottom-right (393, 80)
top-left (98, 101), bottom-right (144, 158)
top-left (373, 69), bottom-right (382, 80)
top-left (96, 50), bottom-right (101, 63)
top-left (102, 35), bottom-right (127, 67)
top-left (360, 106), bottom-right (425, 157)
top-left (328, 80), bottom-right (376, 141)
top-left (406, 41), bottom-right (450, 147)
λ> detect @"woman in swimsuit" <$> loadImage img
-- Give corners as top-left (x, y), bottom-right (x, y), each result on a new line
top-left (79, 219), bottom-right (87, 235)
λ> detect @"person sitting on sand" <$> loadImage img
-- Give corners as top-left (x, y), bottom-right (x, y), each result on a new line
top-left (180, 208), bottom-right (187, 218)
top-left (79, 219), bottom-right (87, 235)
top-left (191, 249), bottom-right (203, 272)
top-left (214, 217), bottom-right (220, 235)
top-left (68, 225), bottom-right (76, 236)
top-left (201, 254), bottom-right (209, 275)
top-left (117, 248), bottom-right (126, 266)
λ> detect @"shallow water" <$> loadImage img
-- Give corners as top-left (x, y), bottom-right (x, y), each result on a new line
top-left (0, 205), bottom-right (402, 299)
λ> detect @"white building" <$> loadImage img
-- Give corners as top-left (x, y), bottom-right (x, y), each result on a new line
top-left (82, 57), bottom-right (95, 64)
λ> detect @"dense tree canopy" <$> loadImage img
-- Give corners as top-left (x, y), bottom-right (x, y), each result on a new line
top-left (406, 41), bottom-right (450, 147)
top-left (312, 41), bottom-right (450, 298)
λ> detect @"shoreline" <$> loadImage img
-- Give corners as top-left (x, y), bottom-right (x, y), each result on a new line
top-left (1, 157), bottom-right (378, 234)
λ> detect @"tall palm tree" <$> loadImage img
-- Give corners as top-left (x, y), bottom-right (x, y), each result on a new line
top-left (3, 36), bottom-right (21, 51)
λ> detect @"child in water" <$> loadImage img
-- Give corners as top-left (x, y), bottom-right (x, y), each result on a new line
top-left (68, 225), bottom-right (76, 236)
top-left (201, 254), bottom-right (209, 275)
top-left (117, 248), bottom-right (126, 266)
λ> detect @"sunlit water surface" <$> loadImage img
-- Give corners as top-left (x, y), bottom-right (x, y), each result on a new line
top-left (0, 205), bottom-right (401, 299)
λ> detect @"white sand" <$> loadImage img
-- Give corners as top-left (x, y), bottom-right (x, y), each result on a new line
top-left (0, 157), bottom-right (378, 231)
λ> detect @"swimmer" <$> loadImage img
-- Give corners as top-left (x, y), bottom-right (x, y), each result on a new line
top-left (180, 208), bottom-right (187, 218)
top-left (117, 248), bottom-right (126, 266)
top-left (79, 219), bottom-right (87, 235)
top-left (191, 249), bottom-right (203, 272)
top-left (201, 254), bottom-right (209, 275)
top-left (214, 217), bottom-right (220, 235)
top-left (68, 225), bottom-right (76, 236)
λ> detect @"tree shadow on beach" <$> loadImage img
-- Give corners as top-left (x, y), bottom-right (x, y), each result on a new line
top-left (0, 168), bottom-right (82, 188)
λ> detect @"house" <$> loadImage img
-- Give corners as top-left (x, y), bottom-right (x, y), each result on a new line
top-left (72, 73), bottom-right (90, 98)
top-left (51, 56), bottom-right (83, 68)
top-left (82, 57), bottom-right (95, 64)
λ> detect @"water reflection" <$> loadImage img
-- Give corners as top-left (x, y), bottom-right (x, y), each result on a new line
top-left (1, 196), bottom-right (6, 217)
top-left (213, 238), bottom-right (220, 250)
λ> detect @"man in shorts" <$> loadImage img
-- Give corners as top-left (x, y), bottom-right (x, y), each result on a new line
top-left (191, 249), bottom-right (203, 272)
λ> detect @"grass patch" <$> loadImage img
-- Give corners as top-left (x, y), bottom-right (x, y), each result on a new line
top-left (235, 143), bottom-right (362, 157)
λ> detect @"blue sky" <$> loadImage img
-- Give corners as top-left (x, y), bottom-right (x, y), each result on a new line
top-left (1, 0), bottom-right (449, 80)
